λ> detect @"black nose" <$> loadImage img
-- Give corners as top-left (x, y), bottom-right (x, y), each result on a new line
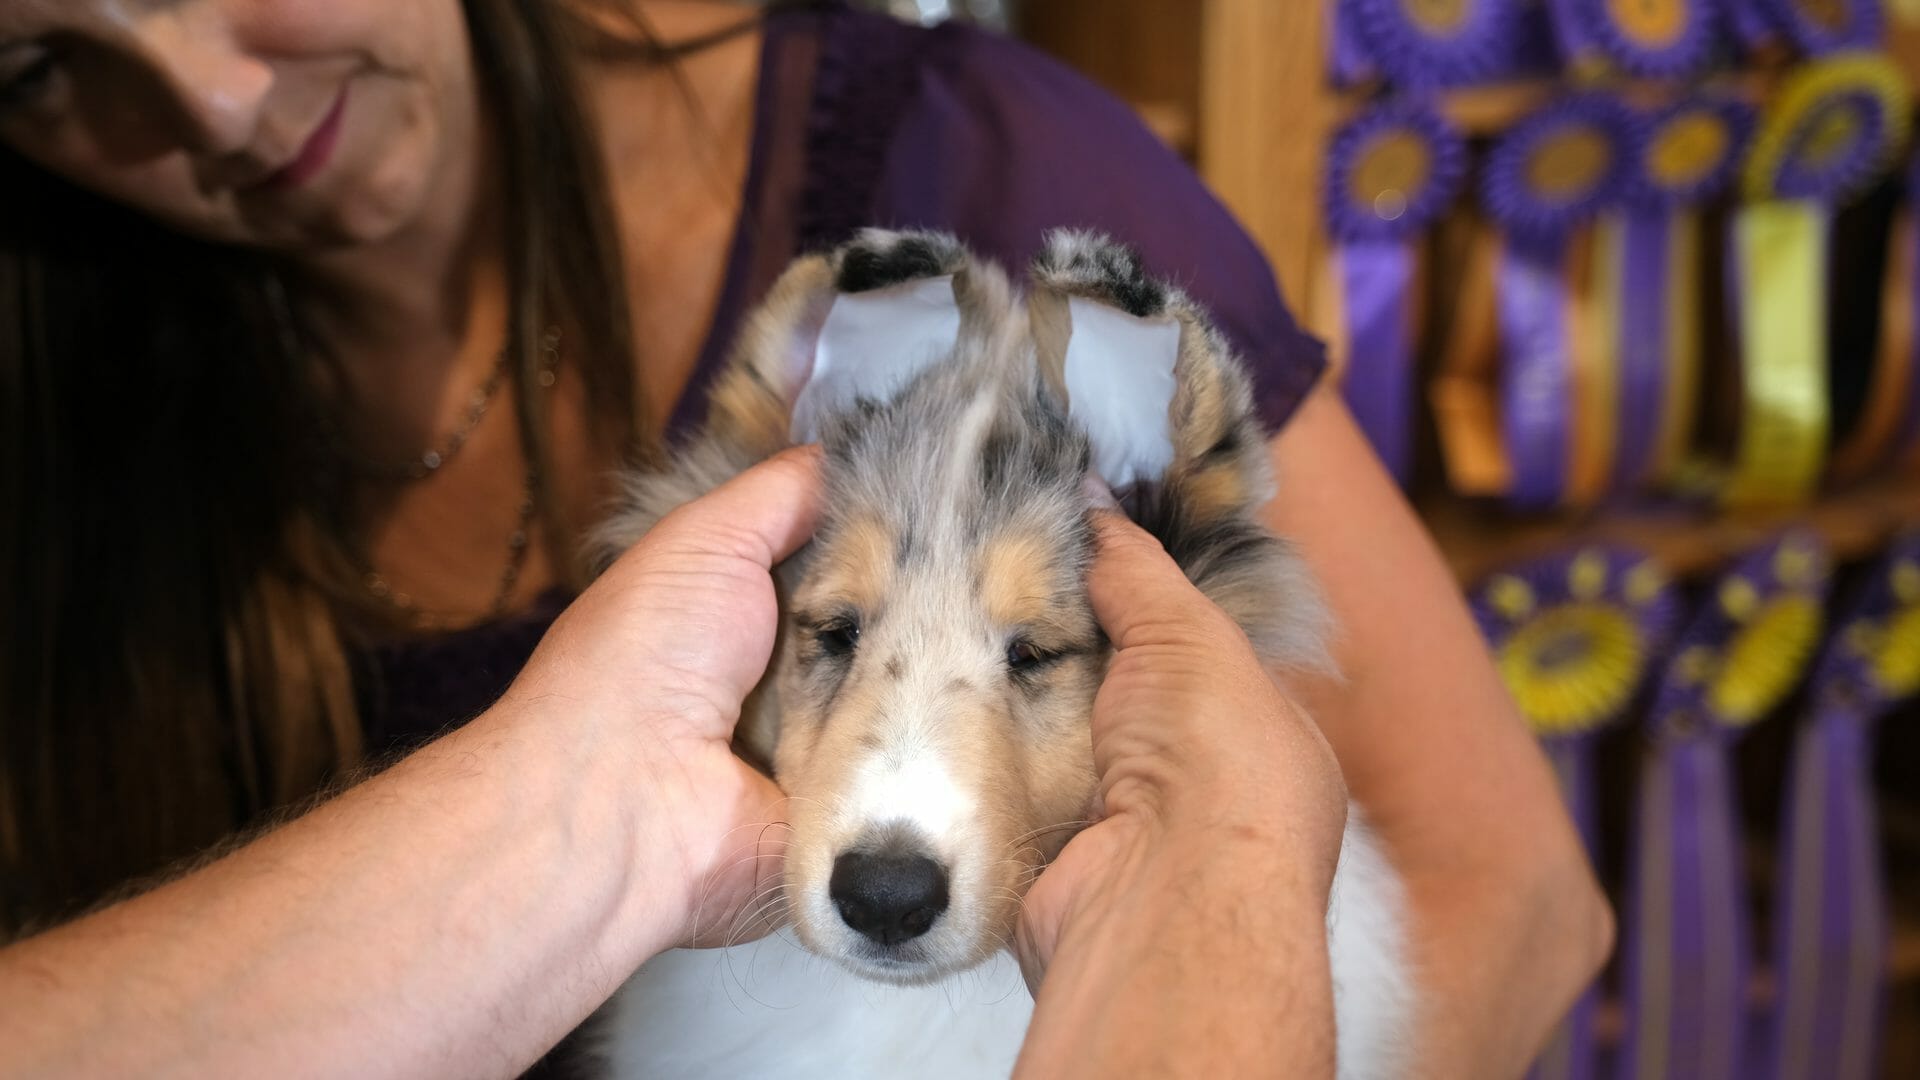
top-left (829, 851), bottom-right (950, 947)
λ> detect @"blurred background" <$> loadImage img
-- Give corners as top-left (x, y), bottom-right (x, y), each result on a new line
top-left (861, 1), bottom-right (1920, 1077)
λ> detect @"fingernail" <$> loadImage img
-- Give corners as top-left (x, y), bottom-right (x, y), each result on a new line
top-left (1082, 473), bottom-right (1119, 510)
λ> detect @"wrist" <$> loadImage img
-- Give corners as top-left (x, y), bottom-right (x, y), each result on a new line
top-left (1017, 813), bottom-right (1339, 1079)
top-left (471, 693), bottom-right (696, 962)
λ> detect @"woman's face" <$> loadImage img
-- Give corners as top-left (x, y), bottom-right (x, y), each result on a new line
top-left (0, 0), bottom-right (478, 251)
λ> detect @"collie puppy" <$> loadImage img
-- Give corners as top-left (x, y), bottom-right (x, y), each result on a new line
top-left (585, 229), bottom-right (1412, 1079)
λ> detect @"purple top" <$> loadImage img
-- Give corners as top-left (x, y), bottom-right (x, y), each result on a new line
top-left (357, 4), bottom-right (1327, 755)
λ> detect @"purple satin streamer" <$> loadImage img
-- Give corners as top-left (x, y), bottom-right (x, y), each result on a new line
top-left (1616, 736), bottom-right (1750, 1080)
top-left (1764, 710), bottom-right (1888, 1080)
top-left (1328, 0), bottom-right (1376, 86)
top-left (1613, 213), bottom-right (1673, 493)
top-left (1500, 233), bottom-right (1573, 508)
top-left (1530, 739), bottom-right (1601, 1080)
top-left (1340, 241), bottom-right (1417, 484)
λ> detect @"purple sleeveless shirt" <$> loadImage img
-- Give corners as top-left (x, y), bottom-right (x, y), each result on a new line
top-left (356, 4), bottom-right (1327, 756)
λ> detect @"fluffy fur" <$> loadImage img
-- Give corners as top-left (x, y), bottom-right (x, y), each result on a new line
top-left (584, 229), bottom-right (1412, 1078)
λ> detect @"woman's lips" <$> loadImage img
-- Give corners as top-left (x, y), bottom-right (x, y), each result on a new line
top-left (255, 87), bottom-right (348, 192)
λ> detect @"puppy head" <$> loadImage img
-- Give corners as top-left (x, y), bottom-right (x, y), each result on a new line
top-left (598, 229), bottom-right (1321, 984)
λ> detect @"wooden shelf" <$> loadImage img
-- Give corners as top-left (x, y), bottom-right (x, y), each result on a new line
top-left (1331, 71), bottom-right (1782, 136)
top-left (1422, 472), bottom-right (1920, 585)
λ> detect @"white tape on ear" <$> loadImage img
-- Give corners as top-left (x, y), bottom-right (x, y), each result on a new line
top-left (789, 275), bottom-right (963, 443)
top-left (1063, 297), bottom-right (1180, 489)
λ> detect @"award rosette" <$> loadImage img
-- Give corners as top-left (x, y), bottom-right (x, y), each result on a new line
top-left (1765, 531), bottom-right (1920, 1080)
top-left (1478, 94), bottom-right (1638, 509)
top-left (1547, 0), bottom-right (1723, 78)
top-left (1473, 546), bottom-right (1680, 1080)
top-left (1599, 98), bottom-right (1755, 497)
top-left (1725, 53), bottom-right (1909, 508)
top-left (1616, 532), bottom-right (1832, 1080)
top-left (1344, 0), bottom-right (1530, 88)
top-left (1323, 102), bottom-right (1469, 483)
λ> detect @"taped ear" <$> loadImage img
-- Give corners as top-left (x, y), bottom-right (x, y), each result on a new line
top-left (702, 228), bottom-right (1013, 449)
top-left (1029, 231), bottom-right (1327, 674)
top-left (1027, 229), bottom-right (1272, 514)
top-left (790, 266), bottom-right (963, 443)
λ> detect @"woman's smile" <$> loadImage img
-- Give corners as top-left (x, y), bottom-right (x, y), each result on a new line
top-left (247, 83), bottom-right (348, 193)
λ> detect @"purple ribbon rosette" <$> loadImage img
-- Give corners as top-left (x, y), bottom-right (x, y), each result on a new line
top-left (1615, 532), bottom-right (1832, 1080)
top-left (1472, 546), bottom-right (1682, 1080)
top-left (1547, 0), bottom-right (1726, 78)
top-left (1603, 96), bottom-right (1755, 495)
top-left (1323, 102), bottom-right (1468, 484)
top-left (1481, 93), bottom-right (1639, 509)
top-left (1763, 530), bottom-right (1920, 1080)
top-left (1336, 0), bottom-right (1555, 88)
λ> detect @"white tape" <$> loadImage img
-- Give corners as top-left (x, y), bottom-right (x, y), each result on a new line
top-left (789, 275), bottom-right (963, 444)
top-left (1063, 297), bottom-right (1180, 489)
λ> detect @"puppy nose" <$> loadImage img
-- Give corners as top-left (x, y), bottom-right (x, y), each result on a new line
top-left (829, 851), bottom-right (950, 947)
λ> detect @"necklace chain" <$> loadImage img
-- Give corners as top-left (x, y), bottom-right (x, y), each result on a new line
top-left (361, 327), bottom-right (563, 630)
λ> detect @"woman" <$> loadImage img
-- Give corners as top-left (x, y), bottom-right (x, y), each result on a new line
top-left (0, 0), bottom-right (1608, 1073)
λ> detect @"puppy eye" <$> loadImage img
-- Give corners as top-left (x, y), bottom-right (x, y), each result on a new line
top-left (815, 617), bottom-right (861, 657)
top-left (1006, 639), bottom-right (1052, 672)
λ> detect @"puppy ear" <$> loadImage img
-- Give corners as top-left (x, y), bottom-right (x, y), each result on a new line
top-left (712, 228), bottom-right (1003, 450)
top-left (589, 230), bottom-right (988, 567)
top-left (1028, 230), bottom-right (1330, 672)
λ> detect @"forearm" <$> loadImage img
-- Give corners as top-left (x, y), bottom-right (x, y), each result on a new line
top-left (1267, 391), bottom-right (1611, 1076)
top-left (1016, 829), bottom-right (1337, 1080)
top-left (0, 693), bottom-right (685, 1080)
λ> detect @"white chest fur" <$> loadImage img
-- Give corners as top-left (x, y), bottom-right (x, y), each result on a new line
top-left (594, 938), bottom-right (1032, 1079)
top-left (592, 816), bottom-right (1410, 1080)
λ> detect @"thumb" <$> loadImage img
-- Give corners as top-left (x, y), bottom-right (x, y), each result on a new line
top-left (642, 445), bottom-right (825, 570)
top-left (1085, 509), bottom-right (1231, 652)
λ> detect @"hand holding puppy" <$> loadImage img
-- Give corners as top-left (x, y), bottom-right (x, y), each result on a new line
top-left (1013, 501), bottom-right (1349, 1079)
top-left (508, 447), bottom-right (824, 948)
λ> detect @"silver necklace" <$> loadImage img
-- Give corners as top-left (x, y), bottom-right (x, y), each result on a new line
top-left (362, 327), bottom-right (562, 629)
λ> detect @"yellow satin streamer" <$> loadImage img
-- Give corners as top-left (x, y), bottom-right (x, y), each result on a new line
top-left (1724, 201), bottom-right (1830, 509)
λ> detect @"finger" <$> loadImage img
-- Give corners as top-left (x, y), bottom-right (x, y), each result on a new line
top-left (1085, 509), bottom-right (1222, 651)
top-left (655, 446), bottom-right (825, 568)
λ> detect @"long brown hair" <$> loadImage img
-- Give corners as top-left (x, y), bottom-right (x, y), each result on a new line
top-left (0, 0), bottom-right (644, 935)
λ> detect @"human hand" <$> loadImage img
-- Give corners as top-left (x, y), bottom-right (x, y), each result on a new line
top-left (505, 447), bottom-right (822, 949)
top-left (1013, 506), bottom-right (1350, 988)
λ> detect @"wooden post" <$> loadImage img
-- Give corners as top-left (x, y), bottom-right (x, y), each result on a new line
top-left (1197, 0), bottom-right (1333, 340)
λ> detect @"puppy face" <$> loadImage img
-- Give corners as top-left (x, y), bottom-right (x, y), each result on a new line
top-left (773, 372), bottom-right (1102, 984)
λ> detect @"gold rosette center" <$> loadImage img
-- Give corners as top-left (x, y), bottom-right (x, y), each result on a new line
top-left (1607, 0), bottom-right (1688, 47)
top-left (1350, 131), bottom-right (1433, 223)
top-left (1868, 604), bottom-right (1920, 697)
top-left (1793, 0), bottom-right (1851, 31)
top-left (1499, 603), bottom-right (1644, 736)
top-left (1707, 595), bottom-right (1823, 724)
top-left (1403, 0), bottom-right (1471, 34)
top-left (1648, 111), bottom-right (1730, 188)
top-left (1526, 127), bottom-right (1613, 200)
top-left (1800, 101), bottom-right (1863, 167)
